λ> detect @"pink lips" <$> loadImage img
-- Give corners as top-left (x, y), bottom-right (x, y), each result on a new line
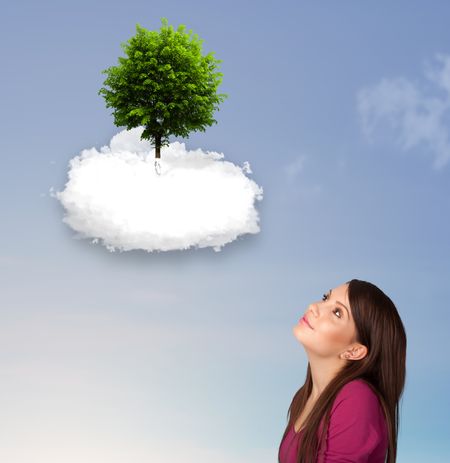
top-left (300, 315), bottom-right (313, 329)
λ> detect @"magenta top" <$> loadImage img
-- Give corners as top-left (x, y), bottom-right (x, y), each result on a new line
top-left (279, 379), bottom-right (388, 463)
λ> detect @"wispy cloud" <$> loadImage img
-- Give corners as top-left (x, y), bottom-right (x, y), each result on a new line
top-left (281, 154), bottom-right (322, 201)
top-left (283, 155), bottom-right (307, 184)
top-left (356, 52), bottom-right (450, 169)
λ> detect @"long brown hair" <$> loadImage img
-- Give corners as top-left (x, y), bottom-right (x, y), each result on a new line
top-left (278, 279), bottom-right (407, 463)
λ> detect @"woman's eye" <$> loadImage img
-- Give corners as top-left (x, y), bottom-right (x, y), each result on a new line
top-left (333, 308), bottom-right (342, 318)
top-left (323, 293), bottom-right (341, 318)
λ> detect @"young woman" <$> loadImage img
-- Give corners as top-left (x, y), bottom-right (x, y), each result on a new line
top-left (278, 279), bottom-right (407, 463)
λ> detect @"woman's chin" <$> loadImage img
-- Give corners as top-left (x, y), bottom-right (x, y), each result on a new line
top-left (293, 324), bottom-right (306, 343)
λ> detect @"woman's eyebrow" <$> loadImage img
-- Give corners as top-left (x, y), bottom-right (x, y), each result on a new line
top-left (329, 289), bottom-right (350, 317)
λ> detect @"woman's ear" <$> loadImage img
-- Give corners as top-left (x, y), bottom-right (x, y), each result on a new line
top-left (341, 344), bottom-right (368, 361)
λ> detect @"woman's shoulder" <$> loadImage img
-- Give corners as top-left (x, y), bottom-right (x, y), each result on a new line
top-left (319, 380), bottom-right (388, 460)
top-left (338, 378), bottom-right (376, 393)
top-left (331, 378), bottom-right (384, 416)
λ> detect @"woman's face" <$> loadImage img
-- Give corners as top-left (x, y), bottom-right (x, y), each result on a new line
top-left (293, 282), bottom-right (359, 358)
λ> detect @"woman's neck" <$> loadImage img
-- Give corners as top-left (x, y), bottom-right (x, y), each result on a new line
top-left (307, 354), bottom-right (346, 400)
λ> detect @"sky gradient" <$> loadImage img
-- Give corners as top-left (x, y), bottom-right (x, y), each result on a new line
top-left (1, 1), bottom-right (450, 462)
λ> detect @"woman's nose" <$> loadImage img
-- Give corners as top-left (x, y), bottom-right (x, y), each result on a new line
top-left (308, 303), bottom-right (318, 318)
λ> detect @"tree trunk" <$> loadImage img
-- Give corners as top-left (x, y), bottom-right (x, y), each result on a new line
top-left (155, 133), bottom-right (161, 159)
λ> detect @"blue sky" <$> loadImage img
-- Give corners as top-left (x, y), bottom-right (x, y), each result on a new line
top-left (1, 1), bottom-right (450, 461)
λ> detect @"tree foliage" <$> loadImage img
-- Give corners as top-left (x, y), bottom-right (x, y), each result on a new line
top-left (98, 18), bottom-right (228, 158)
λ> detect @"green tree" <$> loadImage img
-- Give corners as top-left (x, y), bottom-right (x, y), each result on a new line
top-left (98, 17), bottom-right (228, 160)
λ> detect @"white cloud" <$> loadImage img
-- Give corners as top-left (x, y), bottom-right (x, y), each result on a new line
top-left (51, 128), bottom-right (263, 252)
top-left (356, 52), bottom-right (450, 169)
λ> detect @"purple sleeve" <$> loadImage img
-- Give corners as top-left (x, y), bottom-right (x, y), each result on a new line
top-left (319, 380), bottom-right (388, 463)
